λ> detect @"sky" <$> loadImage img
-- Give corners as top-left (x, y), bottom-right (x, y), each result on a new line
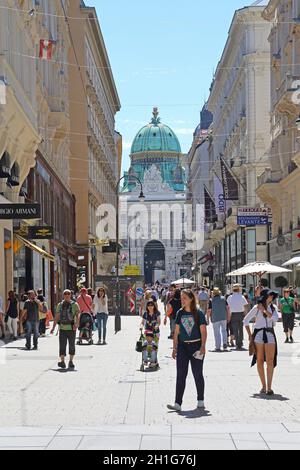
top-left (93, 0), bottom-right (257, 173)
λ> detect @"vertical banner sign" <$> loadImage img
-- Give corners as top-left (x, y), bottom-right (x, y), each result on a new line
top-left (220, 157), bottom-right (239, 201)
top-left (204, 186), bottom-right (218, 223)
top-left (214, 176), bottom-right (226, 215)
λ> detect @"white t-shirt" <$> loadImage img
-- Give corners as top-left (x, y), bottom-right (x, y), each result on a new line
top-left (93, 296), bottom-right (109, 315)
top-left (243, 304), bottom-right (279, 329)
top-left (227, 293), bottom-right (248, 313)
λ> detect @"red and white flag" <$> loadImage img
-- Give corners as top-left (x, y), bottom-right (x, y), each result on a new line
top-left (39, 40), bottom-right (54, 60)
top-left (126, 287), bottom-right (136, 314)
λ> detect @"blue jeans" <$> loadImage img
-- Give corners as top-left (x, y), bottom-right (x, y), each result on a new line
top-left (97, 313), bottom-right (108, 341)
top-left (26, 321), bottom-right (39, 349)
top-left (212, 320), bottom-right (228, 350)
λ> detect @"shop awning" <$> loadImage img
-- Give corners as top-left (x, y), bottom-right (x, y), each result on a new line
top-left (282, 256), bottom-right (300, 267)
top-left (15, 235), bottom-right (55, 262)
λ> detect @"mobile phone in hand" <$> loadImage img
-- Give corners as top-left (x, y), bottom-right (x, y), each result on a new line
top-left (193, 351), bottom-right (204, 361)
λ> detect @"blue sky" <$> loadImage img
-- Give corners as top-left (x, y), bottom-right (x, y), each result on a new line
top-left (93, 0), bottom-right (252, 172)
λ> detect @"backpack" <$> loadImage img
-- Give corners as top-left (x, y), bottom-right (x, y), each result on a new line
top-left (59, 301), bottom-right (74, 326)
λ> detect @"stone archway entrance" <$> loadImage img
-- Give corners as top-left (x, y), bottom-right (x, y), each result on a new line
top-left (144, 240), bottom-right (165, 285)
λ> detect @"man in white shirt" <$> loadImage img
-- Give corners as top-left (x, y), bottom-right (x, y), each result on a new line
top-left (198, 287), bottom-right (209, 316)
top-left (227, 284), bottom-right (249, 350)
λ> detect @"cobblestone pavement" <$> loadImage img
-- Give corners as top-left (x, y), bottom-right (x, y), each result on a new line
top-left (1, 305), bottom-right (300, 449)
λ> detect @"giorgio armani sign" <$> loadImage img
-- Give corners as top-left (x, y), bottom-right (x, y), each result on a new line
top-left (0, 204), bottom-right (41, 220)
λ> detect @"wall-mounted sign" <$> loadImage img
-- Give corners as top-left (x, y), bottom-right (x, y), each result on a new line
top-left (124, 265), bottom-right (141, 276)
top-left (28, 226), bottom-right (54, 240)
top-left (237, 207), bottom-right (268, 227)
top-left (0, 204), bottom-right (41, 220)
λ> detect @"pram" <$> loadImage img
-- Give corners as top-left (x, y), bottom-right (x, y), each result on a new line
top-left (77, 312), bottom-right (94, 345)
top-left (138, 329), bottom-right (160, 372)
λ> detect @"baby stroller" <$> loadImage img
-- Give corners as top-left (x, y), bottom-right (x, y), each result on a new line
top-left (138, 329), bottom-right (160, 372)
top-left (77, 312), bottom-right (94, 345)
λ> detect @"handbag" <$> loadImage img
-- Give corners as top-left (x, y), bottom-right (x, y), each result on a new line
top-left (135, 334), bottom-right (144, 353)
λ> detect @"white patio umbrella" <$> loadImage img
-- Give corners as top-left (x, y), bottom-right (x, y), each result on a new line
top-left (282, 256), bottom-right (300, 267)
top-left (173, 277), bottom-right (195, 287)
top-left (227, 262), bottom-right (291, 280)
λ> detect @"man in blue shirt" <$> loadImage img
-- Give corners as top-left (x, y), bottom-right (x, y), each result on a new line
top-left (207, 287), bottom-right (231, 352)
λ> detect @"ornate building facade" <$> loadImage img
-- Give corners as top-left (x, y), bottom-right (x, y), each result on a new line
top-left (68, 0), bottom-right (121, 288)
top-left (202, 6), bottom-right (272, 289)
top-left (0, 0), bottom-right (40, 300)
top-left (257, 0), bottom-right (300, 285)
top-left (120, 109), bottom-right (187, 285)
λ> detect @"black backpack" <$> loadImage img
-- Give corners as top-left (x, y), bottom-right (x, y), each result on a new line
top-left (59, 302), bottom-right (74, 326)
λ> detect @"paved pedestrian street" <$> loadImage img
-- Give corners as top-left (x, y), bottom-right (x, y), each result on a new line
top-left (1, 309), bottom-right (300, 450)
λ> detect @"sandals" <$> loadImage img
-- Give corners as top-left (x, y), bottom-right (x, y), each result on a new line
top-left (260, 389), bottom-right (274, 396)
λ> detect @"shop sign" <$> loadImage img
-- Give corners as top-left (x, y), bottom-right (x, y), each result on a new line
top-left (0, 204), bottom-right (41, 220)
top-left (124, 265), bottom-right (141, 276)
top-left (237, 207), bottom-right (268, 226)
top-left (28, 226), bottom-right (54, 240)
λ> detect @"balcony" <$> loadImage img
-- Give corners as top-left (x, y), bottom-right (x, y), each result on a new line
top-left (257, 169), bottom-right (282, 187)
top-left (274, 75), bottom-right (299, 115)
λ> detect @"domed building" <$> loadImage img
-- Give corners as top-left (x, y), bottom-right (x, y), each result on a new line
top-left (120, 108), bottom-right (188, 285)
top-left (122, 108), bottom-right (185, 193)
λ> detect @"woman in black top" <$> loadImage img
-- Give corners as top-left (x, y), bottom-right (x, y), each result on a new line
top-left (168, 289), bottom-right (207, 412)
top-left (141, 301), bottom-right (161, 342)
top-left (165, 289), bottom-right (182, 340)
top-left (6, 291), bottom-right (19, 341)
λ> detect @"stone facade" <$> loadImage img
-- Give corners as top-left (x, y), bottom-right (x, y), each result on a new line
top-left (190, 6), bottom-right (272, 289)
top-left (68, 1), bottom-right (121, 286)
top-left (0, 0), bottom-right (41, 300)
top-left (257, 0), bottom-right (300, 287)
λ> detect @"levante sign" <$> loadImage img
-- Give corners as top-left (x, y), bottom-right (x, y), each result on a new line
top-left (0, 204), bottom-right (41, 220)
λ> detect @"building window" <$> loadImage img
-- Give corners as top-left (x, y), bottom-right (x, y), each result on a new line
top-left (246, 229), bottom-right (256, 263)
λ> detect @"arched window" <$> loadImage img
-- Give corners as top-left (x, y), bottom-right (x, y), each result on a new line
top-left (7, 162), bottom-right (20, 187)
top-left (0, 151), bottom-right (11, 178)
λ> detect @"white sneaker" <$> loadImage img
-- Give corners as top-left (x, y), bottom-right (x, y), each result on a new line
top-left (197, 401), bottom-right (205, 409)
top-left (167, 403), bottom-right (182, 412)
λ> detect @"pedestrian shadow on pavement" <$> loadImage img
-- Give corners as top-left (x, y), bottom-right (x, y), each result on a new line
top-left (4, 347), bottom-right (32, 351)
top-left (50, 368), bottom-right (78, 373)
top-left (168, 409), bottom-right (212, 419)
top-left (251, 393), bottom-right (289, 402)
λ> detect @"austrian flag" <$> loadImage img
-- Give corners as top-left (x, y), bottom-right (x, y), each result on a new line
top-left (39, 39), bottom-right (54, 60)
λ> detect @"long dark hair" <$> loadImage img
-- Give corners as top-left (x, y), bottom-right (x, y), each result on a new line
top-left (97, 287), bottom-right (106, 299)
top-left (181, 289), bottom-right (198, 322)
top-left (259, 298), bottom-right (275, 318)
top-left (8, 291), bottom-right (16, 301)
top-left (146, 301), bottom-right (158, 315)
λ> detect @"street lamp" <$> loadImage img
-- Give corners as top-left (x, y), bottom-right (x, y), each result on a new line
top-left (115, 175), bottom-right (145, 333)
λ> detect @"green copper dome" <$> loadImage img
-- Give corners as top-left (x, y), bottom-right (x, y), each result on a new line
top-left (131, 108), bottom-right (181, 154)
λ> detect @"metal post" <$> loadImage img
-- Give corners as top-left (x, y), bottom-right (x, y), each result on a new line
top-left (224, 199), bottom-right (228, 292)
top-left (115, 190), bottom-right (121, 334)
top-left (114, 175), bottom-right (145, 334)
